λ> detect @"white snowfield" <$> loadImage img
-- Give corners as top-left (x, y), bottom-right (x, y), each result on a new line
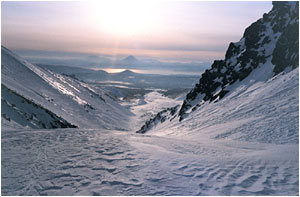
top-left (1, 2), bottom-right (299, 191)
top-left (1, 46), bottom-right (133, 130)
top-left (1, 66), bottom-right (299, 195)
top-left (2, 128), bottom-right (298, 195)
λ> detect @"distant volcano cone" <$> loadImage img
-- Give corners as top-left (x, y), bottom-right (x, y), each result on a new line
top-left (123, 55), bottom-right (138, 63)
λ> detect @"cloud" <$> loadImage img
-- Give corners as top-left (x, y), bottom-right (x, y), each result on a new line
top-left (2, 1), bottom-right (272, 62)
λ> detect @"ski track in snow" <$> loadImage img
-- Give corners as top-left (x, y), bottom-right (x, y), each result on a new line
top-left (2, 129), bottom-right (298, 196)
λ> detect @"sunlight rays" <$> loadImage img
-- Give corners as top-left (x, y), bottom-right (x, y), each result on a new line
top-left (87, 0), bottom-right (158, 36)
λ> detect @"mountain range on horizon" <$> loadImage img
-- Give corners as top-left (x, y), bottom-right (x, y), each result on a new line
top-left (1, 1), bottom-right (298, 138)
top-left (1, 1), bottom-right (299, 196)
top-left (13, 49), bottom-right (211, 75)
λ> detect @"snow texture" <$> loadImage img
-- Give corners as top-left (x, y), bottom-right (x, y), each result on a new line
top-left (2, 129), bottom-right (298, 195)
top-left (1, 2), bottom-right (299, 196)
top-left (1, 46), bottom-right (133, 130)
top-left (139, 1), bottom-right (299, 133)
top-left (147, 67), bottom-right (299, 145)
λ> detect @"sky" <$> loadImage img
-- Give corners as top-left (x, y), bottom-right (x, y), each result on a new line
top-left (1, 1), bottom-right (272, 62)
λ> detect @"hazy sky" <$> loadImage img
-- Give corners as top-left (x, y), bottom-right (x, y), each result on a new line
top-left (2, 1), bottom-right (272, 62)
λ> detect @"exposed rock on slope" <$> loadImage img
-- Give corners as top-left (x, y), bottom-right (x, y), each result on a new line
top-left (1, 46), bottom-right (133, 129)
top-left (138, 1), bottom-right (299, 134)
top-left (2, 85), bottom-right (76, 129)
top-left (179, 1), bottom-right (299, 120)
top-left (137, 105), bottom-right (179, 134)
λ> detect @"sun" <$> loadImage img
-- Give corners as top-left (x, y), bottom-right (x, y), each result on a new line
top-left (88, 0), bottom-right (156, 36)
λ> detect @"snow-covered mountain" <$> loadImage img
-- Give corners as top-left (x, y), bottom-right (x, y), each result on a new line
top-left (19, 49), bottom-right (211, 76)
top-left (1, 46), bottom-right (133, 130)
top-left (1, 2), bottom-right (299, 196)
top-left (137, 1), bottom-right (299, 143)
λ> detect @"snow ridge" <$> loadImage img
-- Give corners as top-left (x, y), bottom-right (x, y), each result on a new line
top-left (137, 2), bottom-right (299, 136)
top-left (179, 1), bottom-right (299, 119)
top-left (1, 46), bottom-right (133, 129)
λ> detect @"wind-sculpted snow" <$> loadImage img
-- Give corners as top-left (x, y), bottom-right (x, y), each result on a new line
top-left (2, 129), bottom-right (298, 195)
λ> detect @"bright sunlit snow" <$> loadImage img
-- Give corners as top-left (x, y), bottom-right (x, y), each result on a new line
top-left (1, 1), bottom-right (299, 196)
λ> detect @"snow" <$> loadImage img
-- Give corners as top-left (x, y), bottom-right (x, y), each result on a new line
top-left (125, 91), bottom-right (182, 131)
top-left (3, 65), bottom-right (298, 195)
top-left (1, 47), bottom-right (133, 130)
top-left (148, 67), bottom-right (299, 145)
top-left (2, 128), bottom-right (298, 195)
top-left (1, 2), bottom-right (298, 194)
top-left (1, 53), bottom-right (298, 195)
top-left (1, 85), bottom-right (75, 129)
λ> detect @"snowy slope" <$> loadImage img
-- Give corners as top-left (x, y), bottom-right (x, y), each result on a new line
top-left (2, 128), bottom-right (298, 195)
top-left (126, 91), bottom-right (182, 131)
top-left (2, 85), bottom-right (76, 129)
top-left (1, 46), bottom-right (133, 130)
top-left (145, 67), bottom-right (299, 144)
top-left (1, 2), bottom-right (298, 196)
top-left (138, 1), bottom-right (299, 144)
top-left (178, 1), bottom-right (299, 119)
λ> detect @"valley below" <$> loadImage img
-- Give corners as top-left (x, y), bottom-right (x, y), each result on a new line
top-left (1, 51), bottom-right (299, 195)
top-left (2, 1), bottom-right (299, 196)
top-left (2, 88), bottom-right (299, 196)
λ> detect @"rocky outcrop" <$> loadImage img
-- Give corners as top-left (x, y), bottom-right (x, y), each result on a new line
top-left (138, 1), bottom-right (299, 133)
top-left (136, 105), bottom-right (179, 134)
top-left (179, 1), bottom-right (299, 120)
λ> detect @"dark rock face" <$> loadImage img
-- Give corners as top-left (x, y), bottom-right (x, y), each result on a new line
top-left (272, 2), bottom-right (299, 74)
top-left (138, 2), bottom-right (299, 134)
top-left (2, 85), bottom-right (77, 129)
top-left (179, 1), bottom-right (299, 120)
top-left (136, 105), bottom-right (179, 134)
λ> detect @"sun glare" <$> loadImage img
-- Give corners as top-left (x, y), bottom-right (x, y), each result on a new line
top-left (88, 0), bottom-right (157, 36)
